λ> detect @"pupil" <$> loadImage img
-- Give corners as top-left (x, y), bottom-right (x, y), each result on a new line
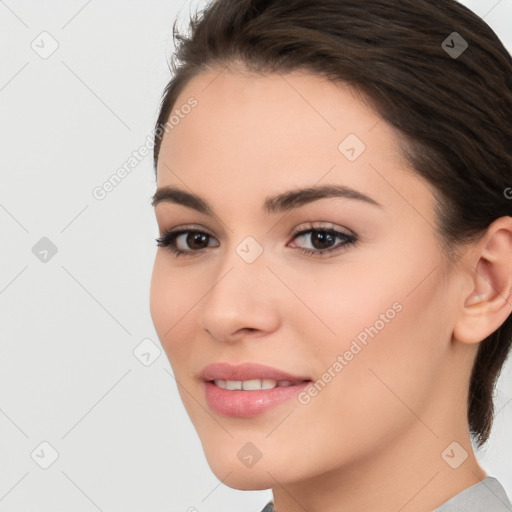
top-left (312, 231), bottom-right (334, 249)
top-left (188, 232), bottom-right (208, 249)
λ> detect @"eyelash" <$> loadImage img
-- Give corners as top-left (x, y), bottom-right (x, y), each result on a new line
top-left (155, 223), bottom-right (357, 258)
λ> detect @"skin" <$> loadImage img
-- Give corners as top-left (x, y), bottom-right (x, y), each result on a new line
top-left (150, 65), bottom-right (512, 512)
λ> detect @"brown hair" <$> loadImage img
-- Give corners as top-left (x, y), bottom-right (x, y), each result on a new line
top-left (153, 0), bottom-right (512, 447)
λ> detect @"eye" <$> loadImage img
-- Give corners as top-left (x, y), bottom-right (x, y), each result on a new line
top-left (155, 226), bottom-right (219, 257)
top-left (288, 223), bottom-right (357, 257)
top-left (155, 223), bottom-right (357, 257)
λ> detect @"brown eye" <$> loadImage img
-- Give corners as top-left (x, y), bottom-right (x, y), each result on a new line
top-left (184, 232), bottom-right (210, 250)
top-left (156, 228), bottom-right (219, 256)
top-left (289, 227), bottom-right (357, 257)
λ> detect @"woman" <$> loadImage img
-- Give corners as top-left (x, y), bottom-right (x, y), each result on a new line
top-left (149, 0), bottom-right (512, 510)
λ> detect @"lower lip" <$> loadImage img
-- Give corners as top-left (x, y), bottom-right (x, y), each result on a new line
top-left (203, 380), bottom-right (311, 418)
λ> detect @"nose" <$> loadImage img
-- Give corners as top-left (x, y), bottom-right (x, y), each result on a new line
top-left (198, 243), bottom-right (280, 343)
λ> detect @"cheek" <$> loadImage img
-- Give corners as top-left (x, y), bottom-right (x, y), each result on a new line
top-left (290, 245), bottom-right (448, 444)
top-left (149, 255), bottom-right (201, 366)
top-left (308, 231), bottom-right (447, 361)
top-left (149, 255), bottom-right (171, 341)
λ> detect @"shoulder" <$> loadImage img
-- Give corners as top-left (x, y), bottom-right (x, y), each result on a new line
top-left (258, 502), bottom-right (274, 512)
top-left (257, 477), bottom-right (511, 512)
top-left (435, 476), bottom-right (512, 512)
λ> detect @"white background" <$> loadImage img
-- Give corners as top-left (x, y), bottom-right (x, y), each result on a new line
top-left (1, 1), bottom-right (511, 511)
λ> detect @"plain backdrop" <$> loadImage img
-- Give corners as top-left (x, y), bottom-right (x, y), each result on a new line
top-left (1, 1), bottom-right (511, 511)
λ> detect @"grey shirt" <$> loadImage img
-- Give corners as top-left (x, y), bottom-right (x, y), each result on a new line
top-left (259, 476), bottom-right (512, 512)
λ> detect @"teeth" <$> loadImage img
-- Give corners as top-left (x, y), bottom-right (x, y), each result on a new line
top-left (213, 379), bottom-right (302, 390)
top-left (261, 379), bottom-right (279, 389)
top-left (225, 380), bottom-right (242, 390)
top-left (243, 379), bottom-right (272, 390)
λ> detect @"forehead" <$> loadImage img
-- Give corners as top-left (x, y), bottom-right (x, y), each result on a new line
top-left (159, 67), bottom-right (389, 164)
top-left (156, 67), bottom-right (434, 220)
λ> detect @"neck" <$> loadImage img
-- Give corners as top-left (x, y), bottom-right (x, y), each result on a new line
top-left (272, 419), bottom-right (486, 512)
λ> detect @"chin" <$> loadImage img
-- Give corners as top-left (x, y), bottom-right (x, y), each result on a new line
top-left (224, 477), bottom-right (274, 492)
top-left (202, 448), bottom-right (287, 490)
top-left (216, 469), bottom-right (276, 491)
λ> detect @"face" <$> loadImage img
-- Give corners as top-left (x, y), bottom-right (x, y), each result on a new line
top-left (150, 67), bottom-right (463, 490)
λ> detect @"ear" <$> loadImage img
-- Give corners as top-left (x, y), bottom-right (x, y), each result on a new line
top-left (453, 216), bottom-right (512, 345)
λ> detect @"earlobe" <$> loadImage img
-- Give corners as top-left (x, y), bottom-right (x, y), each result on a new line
top-left (453, 217), bottom-right (512, 345)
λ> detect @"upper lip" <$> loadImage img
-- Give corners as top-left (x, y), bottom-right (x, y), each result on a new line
top-left (200, 362), bottom-right (312, 382)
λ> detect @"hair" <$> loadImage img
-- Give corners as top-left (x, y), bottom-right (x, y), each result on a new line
top-left (153, 0), bottom-right (512, 447)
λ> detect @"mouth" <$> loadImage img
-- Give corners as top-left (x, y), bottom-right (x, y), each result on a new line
top-left (207, 378), bottom-right (311, 390)
top-left (203, 379), bottom-right (312, 418)
top-left (200, 362), bottom-right (314, 418)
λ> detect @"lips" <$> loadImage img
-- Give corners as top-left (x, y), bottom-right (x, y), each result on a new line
top-left (200, 362), bottom-right (312, 383)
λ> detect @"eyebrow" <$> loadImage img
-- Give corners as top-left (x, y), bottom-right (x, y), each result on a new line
top-left (151, 184), bottom-right (382, 215)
